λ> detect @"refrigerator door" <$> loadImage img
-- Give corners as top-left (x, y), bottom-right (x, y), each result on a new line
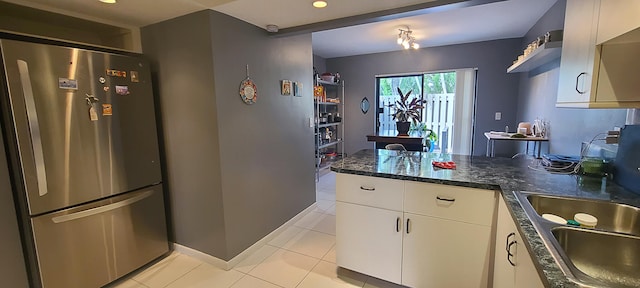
top-left (0, 39), bottom-right (161, 215)
top-left (30, 184), bottom-right (168, 288)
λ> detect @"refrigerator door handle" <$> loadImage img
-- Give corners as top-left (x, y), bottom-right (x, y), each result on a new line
top-left (51, 190), bottom-right (154, 223)
top-left (17, 60), bottom-right (48, 197)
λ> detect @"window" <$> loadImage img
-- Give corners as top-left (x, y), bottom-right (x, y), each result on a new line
top-left (376, 69), bottom-right (476, 154)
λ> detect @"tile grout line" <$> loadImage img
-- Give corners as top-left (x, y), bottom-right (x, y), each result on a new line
top-left (318, 242), bottom-right (336, 262)
top-left (264, 243), bottom-right (333, 262)
top-left (132, 279), bottom-right (151, 288)
top-left (241, 274), bottom-right (288, 288)
top-left (291, 214), bottom-right (336, 236)
top-left (225, 270), bottom-right (245, 288)
top-left (158, 262), bottom-right (204, 288)
top-left (293, 256), bottom-right (323, 288)
top-left (244, 243), bottom-right (322, 288)
top-left (233, 244), bottom-right (280, 275)
top-left (281, 225), bottom-right (336, 242)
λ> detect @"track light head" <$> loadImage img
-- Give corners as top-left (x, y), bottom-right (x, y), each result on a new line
top-left (396, 27), bottom-right (419, 50)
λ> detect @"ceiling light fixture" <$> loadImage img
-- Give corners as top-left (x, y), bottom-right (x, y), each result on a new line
top-left (99, 0), bottom-right (116, 3)
top-left (313, 1), bottom-right (328, 8)
top-left (397, 27), bottom-right (420, 50)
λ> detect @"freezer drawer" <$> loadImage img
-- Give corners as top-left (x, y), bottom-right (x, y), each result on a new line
top-left (30, 185), bottom-right (169, 288)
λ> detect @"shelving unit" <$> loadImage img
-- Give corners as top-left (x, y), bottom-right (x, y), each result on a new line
top-left (314, 78), bottom-right (345, 181)
top-left (507, 41), bottom-right (562, 73)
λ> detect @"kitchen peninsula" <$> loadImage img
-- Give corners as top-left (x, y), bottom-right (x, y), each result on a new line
top-left (331, 149), bottom-right (640, 288)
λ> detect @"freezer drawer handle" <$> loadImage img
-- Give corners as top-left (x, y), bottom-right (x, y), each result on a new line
top-left (17, 60), bottom-right (48, 197)
top-left (359, 186), bottom-right (375, 191)
top-left (51, 190), bottom-right (154, 223)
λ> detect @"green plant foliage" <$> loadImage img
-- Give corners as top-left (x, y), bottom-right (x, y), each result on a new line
top-left (424, 72), bottom-right (456, 94)
top-left (390, 87), bottom-right (424, 124)
top-left (410, 122), bottom-right (438, 142)
top-left (379, 76), bottom-right (422, 97)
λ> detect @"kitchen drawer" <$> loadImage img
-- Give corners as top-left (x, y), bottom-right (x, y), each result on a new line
top-left (404, 181), bottom-right (496, 226)
top-left (336, 174), bottom-right (404, 211)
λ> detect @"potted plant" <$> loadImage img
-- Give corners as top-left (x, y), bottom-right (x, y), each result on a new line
top-left (410, 122), bottom-right (438, 151)
top-left (390, 88), bottom-right (424, 135)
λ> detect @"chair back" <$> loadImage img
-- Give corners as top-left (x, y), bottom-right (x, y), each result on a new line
top-left (385, 143), bottom-right (407, 151)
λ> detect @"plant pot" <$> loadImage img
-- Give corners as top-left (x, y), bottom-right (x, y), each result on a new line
top-left (424, 139), bottom-right (432, 152)
top-left (396, 121), bottom-right (411, 136)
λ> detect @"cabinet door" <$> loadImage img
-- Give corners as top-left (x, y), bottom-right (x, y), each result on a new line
top-left (596, 0), bottom-right (640, 44)
top-left (556, 0), bottom-right (600, 106)
top-left (402, 213), bottom-right (491, 288)
top-left (514, 232), bottom-right (545, 288)
top-left (493, 197), bottom-right (517, 288)
top-left (494, 197), bottom-right (544, 288)
top-left (335, 201), bottom-right (403, 284)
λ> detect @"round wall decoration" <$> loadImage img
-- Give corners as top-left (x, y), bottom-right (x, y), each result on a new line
top-left (239, 78), bottom-right (257, 104)
top-left (239, 65), bottom-right (257, 105)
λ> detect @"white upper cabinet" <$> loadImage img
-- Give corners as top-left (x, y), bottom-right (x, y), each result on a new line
top-left (596, 0), bottom-right (640, 44)
top-left (556, 0), bottom-right (600, 107)
top-left (556, 0), bottom-right (640, 108)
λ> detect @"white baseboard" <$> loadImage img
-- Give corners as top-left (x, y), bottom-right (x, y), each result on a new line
top-left (173, 243), bottom-right (229, 269)
top-left (173, 202), bottom-right (318, 270)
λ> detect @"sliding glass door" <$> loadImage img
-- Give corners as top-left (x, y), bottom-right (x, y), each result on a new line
top-left (375, 69), bottom-right (476, 154)
top-left (376, 75), bottom-right (423, 135)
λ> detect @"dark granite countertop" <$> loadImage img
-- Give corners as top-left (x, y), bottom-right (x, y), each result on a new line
top-left (331, 149), bottom-right (640, 288)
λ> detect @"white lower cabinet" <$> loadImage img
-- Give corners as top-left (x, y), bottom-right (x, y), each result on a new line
top-left (493, 196), bottom-right (544, 288)
top-left (336, 173), bottom-right (496, 288)
top-left (335, 201), bottom-right (403, 284)
top-left (402, 213), bottom-right (492, 288)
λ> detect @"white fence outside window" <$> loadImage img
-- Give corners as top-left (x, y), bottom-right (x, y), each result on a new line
top-left (379, 93), bottom-right (455, 152)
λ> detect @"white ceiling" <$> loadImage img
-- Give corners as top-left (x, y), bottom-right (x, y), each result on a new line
top-left (313, 0), bottom-right (557, 58)
top-left (3, 0), bottom-right (558, 58)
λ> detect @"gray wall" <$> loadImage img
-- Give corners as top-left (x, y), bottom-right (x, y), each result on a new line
top-left (326, 39), bottom-right (522, 156)
top-left (142, 10), bottom-right (315, 261)
top-left (0, 1), bottom-right (135, 51)
top-left (313, 54), bottom-right (327, 76)
top-left (0, 132), bottom-right (29, 288)
top-left (209, 11), bottom-right (316, 258)
top-left (516, 0), bottom-right (627, 156)
top-left (141, 11), bottom-right (228, 258)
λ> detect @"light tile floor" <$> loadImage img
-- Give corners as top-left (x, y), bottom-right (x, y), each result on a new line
top-left (106, 172), bottom-right (405, 288)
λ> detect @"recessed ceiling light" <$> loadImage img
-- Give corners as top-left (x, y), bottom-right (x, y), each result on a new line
top-left (99, 0), bottom-right (116, 3)
top-left (313, 1), bottom-right (328, 8)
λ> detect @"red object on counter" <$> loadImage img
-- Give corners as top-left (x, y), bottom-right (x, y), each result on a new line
top-left (432, 161), bottom-right (456, 169)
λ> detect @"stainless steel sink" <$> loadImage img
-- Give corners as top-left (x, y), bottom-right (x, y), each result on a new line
top-left (552, 227), bottom-right (640, 287)
top-left (515, 192), bottom-right (640, 288)
top-left (526, 194), bottom-right (640, 236)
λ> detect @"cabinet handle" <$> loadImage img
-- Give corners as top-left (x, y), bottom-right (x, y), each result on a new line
top-left (507, 240), bottom-right (517, 267)
top-left (436, 196), bottom-right (455, 202)
top-left (396, 217), bottom-right (401, 232)
top-left (406, 218), bottom-right (411, 234)
top-left (505, 232), bottom-right (515, 252)
top-left (359, 186), bottom-right (375, 191)
top-left (575, 72), bottom-right (587, 94)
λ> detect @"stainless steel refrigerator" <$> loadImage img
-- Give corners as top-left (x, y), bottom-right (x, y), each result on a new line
top-left (0, 38), bottom-right (169, 288)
